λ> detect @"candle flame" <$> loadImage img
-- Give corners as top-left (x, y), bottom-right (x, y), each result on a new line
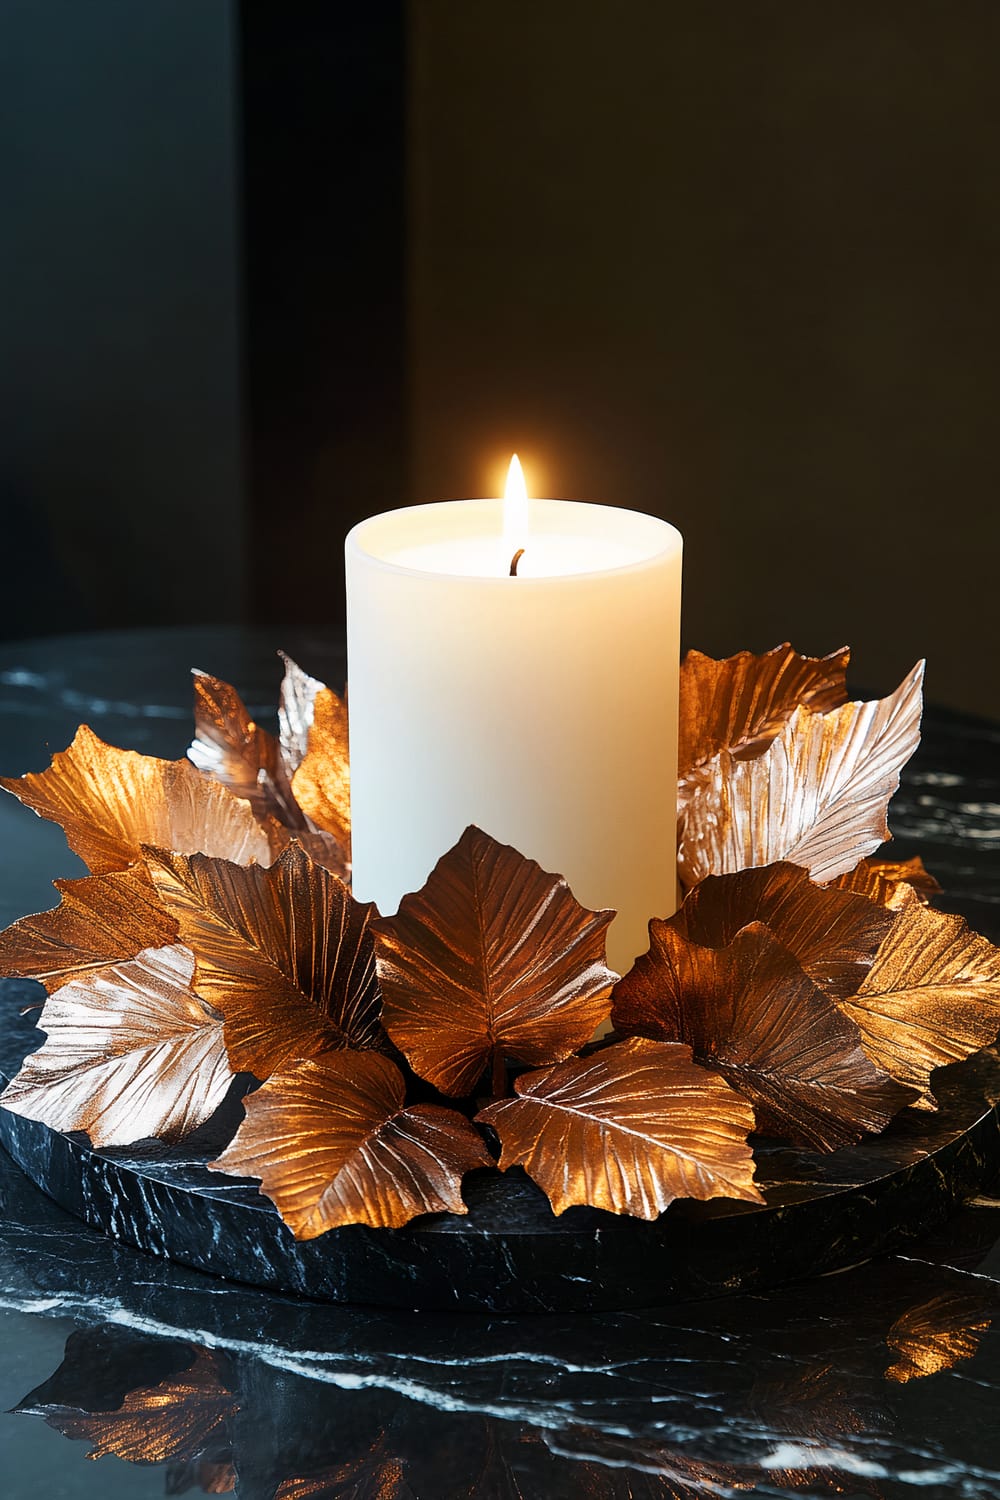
top-left (503, 454), bottom-right (529, 558)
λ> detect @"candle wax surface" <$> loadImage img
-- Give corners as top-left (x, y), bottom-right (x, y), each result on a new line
top-left (390, 534), bottom-right (646, 578)
top-left (356, 497), bottom-right (676, 584)
top-left (346, 495), bottom-right (683, 975)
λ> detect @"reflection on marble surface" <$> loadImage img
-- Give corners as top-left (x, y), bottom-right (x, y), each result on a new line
top-left (5, 1145), bottom-right (1000, 1497)
top-left (884, 1290), bottom-right (993, 1384)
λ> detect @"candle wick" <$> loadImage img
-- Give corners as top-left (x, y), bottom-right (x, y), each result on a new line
top-left (509, 548), bottom-right (525, 577)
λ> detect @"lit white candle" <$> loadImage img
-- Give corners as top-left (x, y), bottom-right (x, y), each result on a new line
top-left (345, 459), bottom-right (682, 974)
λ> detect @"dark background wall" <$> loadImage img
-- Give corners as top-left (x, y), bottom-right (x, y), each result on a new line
top-left (239, 2), bottom-right (406, 631)
top-left (1, 3), bottom-right (998, 717)
top-left (410, 2), bottom-right (1000, 717)
top-left (0, 0), bottom-right (245, 631)
top-left (0, 0), bottom-right (406, 645)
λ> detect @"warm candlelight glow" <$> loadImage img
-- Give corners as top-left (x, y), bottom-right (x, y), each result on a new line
top-left (503, 453), bottom-right (529, 565)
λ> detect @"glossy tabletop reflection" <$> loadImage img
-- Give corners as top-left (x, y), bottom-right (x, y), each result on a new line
top-left (1, 627), bottom-right (999, 1500)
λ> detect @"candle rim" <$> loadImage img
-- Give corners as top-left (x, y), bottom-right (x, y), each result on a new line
top-left (346, 497), bottom-right (682, 585)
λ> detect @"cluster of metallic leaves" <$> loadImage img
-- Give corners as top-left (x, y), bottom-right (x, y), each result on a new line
top-left (2, 644), bottom-right (1000, 1238)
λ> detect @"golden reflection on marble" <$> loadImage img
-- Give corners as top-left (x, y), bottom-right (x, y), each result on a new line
top-left (885, 1290), bottom-right (993, 1383)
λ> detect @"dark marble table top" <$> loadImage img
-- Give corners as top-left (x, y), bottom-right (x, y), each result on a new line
top-left (1, 626), bottom-right (999, 1500)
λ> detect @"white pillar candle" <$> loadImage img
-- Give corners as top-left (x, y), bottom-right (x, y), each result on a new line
top-left (345, 465), bottom-right (682, 975)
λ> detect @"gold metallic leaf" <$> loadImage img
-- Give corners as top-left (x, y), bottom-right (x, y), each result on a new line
top-left (211, 1051), bottom-right (492, 1237)
top-left (678, 662), bottom-right (924, 889)
top-left (24, 1347), bottom-right (236, 1465)
top-left (146, 842), bottom-right (380, 1078)
top-left (373, 825), bottom-right (617, 1098)
top-left (188, 669), bottom-right (297, 824)
top-left (885, 1291), bottom-right (992, 1383)
top-left (0, 864), bottom-right (177, 991)
top-left (669, 861), bottom-right (894, 1003)
top-left (0, 725), bottom-right (273, 874)
top-left (831, 855), bottom-right (942, 910)
top-left (611, 921), bottom-right (913, 1150)
top-left (0, 944), bottom-right (233, 1147)
top-left (840, 902), bottom-right (1000, 1108)
top-left (678, 643), bottom-right (850, 808)
top-left (290, 687), bottom-right (352, 856)
top-left (477, 1037), bottom-right (762, 1219)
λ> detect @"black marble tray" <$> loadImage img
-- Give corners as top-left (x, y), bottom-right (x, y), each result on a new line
top-left (3, 977), bottom-right (1000, 1313)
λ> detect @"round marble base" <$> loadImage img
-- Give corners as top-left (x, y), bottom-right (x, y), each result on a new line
top-left (2, 981), bottom-right (1000, 1312)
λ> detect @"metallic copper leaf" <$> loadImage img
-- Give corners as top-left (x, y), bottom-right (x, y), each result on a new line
top-left (292, 827), bottom-right (351, 884)
top-left (831, 855), bottom-right (942, 910)
top-left (477, 1036), bottom-right (762, 1218)
top-left (373, 825), bottom-right (617, 1097)
top-left (290, 686), bottom-right (352, 856)
top-left (0, 725), bottom-right (273, 874)
top-left (189, 663), bottom-right (350, 878)
top-left (611, 921), bottom-right (913, 1150)
top-left (678, 643), bottom-right (850, 807)
top-left (678, 661), bottom-right (924, 889)
top-left (0, 944), bottom-right (233, 1147)
top-left (840, 902), bottom-right (1000, 1108)
top-left (871, 856), bottom-right (942, 897)
top-left (277, 657), bottom-right (351, 870)
top-left (146, 842), bottom-right (380, 1077)
top-left (188, 669), bottom-right (299, 825)
top-left (277, 651), bottom-right (326, 775)
top-left (0, 864), bottom-right (177, 991)
top-left (669, 861), bottom-right (894, 1003)
top-left (211, 1051), bottom-right (492, 1236)
top-left (885, 1291), bottom-right (992, 1383)
top-left (21, 1347), bottom-right (236, 1465)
